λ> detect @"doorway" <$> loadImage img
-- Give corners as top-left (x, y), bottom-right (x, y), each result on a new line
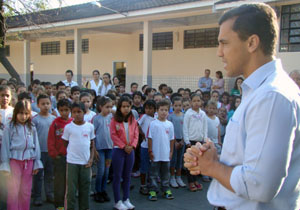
top-left (113, 62), bottom-right (126, 86)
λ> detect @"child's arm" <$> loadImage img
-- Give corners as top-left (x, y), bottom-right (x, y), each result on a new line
top-left (218, 125), bottom-right (222, 146)
top-left (183, 112), bottom-right (191, 146)
top-left (86, 140), bottom-right (95, 168)
top-left (47, 122), bottom-right (59, 158)
top-left (148, 137), bottom-right (154, 161)
top-left (0, 125), bottom-right (12, 174)
top-left (138, 125), bottom-right (145, 140)
top-left (33, 127), bottom-right (43, 174)
top-left (169, 139), bottom-right (175, 161)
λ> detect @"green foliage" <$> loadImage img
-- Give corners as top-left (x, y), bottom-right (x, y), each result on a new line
top-left (3, 0), bottom-right (51, 16)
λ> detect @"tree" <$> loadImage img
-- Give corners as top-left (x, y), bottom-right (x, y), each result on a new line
top-left (0, 0), bottom-right (60, 84)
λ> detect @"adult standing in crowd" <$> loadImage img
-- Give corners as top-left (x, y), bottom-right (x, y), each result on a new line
top-left (198, 69), bottom-right (213, 93)
top-left (98, 73), bottom-right (112, 96)
top-left (184, 3), bottom-right (300, 210)
top-left (230, 77), bottom-right (244, 96)
top-left (289, 69), bottom-right (300, 89)
top-left (86, 70), bottom-right (102, 96)
top-left (63, 70), bottom-right (78, 87)
top-left (212, 71), bottom-right (224, 95)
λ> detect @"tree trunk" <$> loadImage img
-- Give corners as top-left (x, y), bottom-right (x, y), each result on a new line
top-left (0, 0), bottom-right (22, 84)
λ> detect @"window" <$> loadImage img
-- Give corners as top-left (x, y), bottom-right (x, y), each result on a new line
top-left (280, 4), bottom-right (300, 52)
top-left (41, 41), bottom-right (60, 55)
top-left (139, 32), bottom-right (173, 51)
top-left (184, 28), bottom-right (219, 49)
top-left (66, 39), bottom-right (89, 54)
top-left (5, 45), bottom-right (10, 57)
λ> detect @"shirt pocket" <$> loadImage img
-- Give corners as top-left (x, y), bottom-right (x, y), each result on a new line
top-left (222, 118), bottom-right (240, 155)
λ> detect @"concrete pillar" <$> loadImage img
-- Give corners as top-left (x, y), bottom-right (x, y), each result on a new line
top-left (24, 40), bottom-right (31, 86)
top-left (143, 21), bottom-right (153, 87)
top-left (74, 28), bottom-right (82, 86)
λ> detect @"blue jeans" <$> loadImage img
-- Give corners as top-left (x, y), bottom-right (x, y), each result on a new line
top-left (95, 149), bottom-right (112, 193)
top-left (32, 152), bottom-right (54, 199)
top-left (170, 140), bottom-right (185, 170)
top-left (140, 147), bottom-right (150, 174)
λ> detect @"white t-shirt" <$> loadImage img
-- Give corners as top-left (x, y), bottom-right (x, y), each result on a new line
top-left (84, 111), bottom-right (96, 123)
top-left (148, 119), bottom-right (174, 162)
top-left (62, 121), bottom-right (95, 165)
top-left (0, 106), bottom-right (13, 125)
top-left (138, 114), bottom-right (155, 148)
top-left (206, 115), bottom-right (220, 144)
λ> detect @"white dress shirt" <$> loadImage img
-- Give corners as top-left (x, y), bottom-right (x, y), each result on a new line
top-left (207, 59), bottom-right (300, 210)
top-left (63, 80), bottom-right (78, 87)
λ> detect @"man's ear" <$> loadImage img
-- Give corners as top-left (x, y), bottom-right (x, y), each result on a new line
top-left (247, 34), bottom-right (260, 53)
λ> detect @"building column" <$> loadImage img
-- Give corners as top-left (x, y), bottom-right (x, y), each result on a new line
top-left (24, 40), bottom-right (31, 86)
top-left (143, 21), bottom-right (152, 87)
top-left (74, 28), bottom-right (82, 86)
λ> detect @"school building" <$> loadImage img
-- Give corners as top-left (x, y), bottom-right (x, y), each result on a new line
top-left (2, 0), bottom-right (300, 91)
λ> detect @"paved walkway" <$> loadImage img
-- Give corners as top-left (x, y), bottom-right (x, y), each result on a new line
top-left (31, 175), bottom-right (213, 210)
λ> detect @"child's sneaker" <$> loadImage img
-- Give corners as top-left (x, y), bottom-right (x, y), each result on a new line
top-left (148, 191), bottom-right (157, 201)
top-left (170, 176), bottom-right (179, 188)
top-left (56, 207), bottom-right (64, 210)
top-left (164, 190), bottom-right (174, 200)
top-left (123, 199), bottom-right (135, 210)
top-left (139, 185), bottom-right (149, 195)
top-left (114, 200), bottom-right (128, 210)
top-left (102, 191), bottom-right (111, 202)
top-left (176, 176), bottom-right (186, 188)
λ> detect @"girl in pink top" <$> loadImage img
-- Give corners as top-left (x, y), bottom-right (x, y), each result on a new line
top-left (110, 96), bottom-right (139, 210)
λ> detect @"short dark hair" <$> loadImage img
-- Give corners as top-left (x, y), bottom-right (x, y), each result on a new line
top-left (79, 92), bottom-right (92, 100)
top-left (56, 81), bottom-right (65, 89)
top-left (18, 92), bottom-right (31, 101)
top-left (158, 83), bottom-right (167, 91)
top-left (141, 85), bottom-right (148, 92)
top-left (133, 91), bottom-right (142, 99)
top-left (219, 3), bottom-right (278, 56)
top-left (31, 79), bottom-right (41, 86)
top-left (157, 99), bottom-right (170, 110)
top-left (172, 96), bottom-right (182, 104)
top-left (145, 87), bottom-right (153, 96)
top-left (131, 82), bottom-right (138, 88)
top-left (106, 93), bottom-right (116, 101)
top-left (37, 94), bottom-right (51, 104)
top-left (190, 93), bottom-right (202, 100)
top-left (177, 88), bottom-right (184, 93)
top-left (65, 69), bottom-right (73, 76)
top-left (93, 69), bottom-right (100, 75)
top-left (184, 88), bottom-right (191, 93)
top-left (143, 99), bottom-right (156, 111)
top-left (71, 102), bottom-right (86, 113)
top-left (170, 93), bottom-right (182, 103)
top-left (71, 86), bottom-right (81, 95)
top-left (57, 99), bottom-right (71, 109)
top-left (43, 82), bottom-right (52, 87)
top-left (56, 90), bottom-right (66, 100)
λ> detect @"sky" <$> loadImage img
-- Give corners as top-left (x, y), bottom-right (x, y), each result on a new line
top-left (49, 0), bottom-right (99, 8)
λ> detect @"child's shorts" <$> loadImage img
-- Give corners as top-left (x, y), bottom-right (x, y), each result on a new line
top-left (140, 147), bottom-right (150, 174)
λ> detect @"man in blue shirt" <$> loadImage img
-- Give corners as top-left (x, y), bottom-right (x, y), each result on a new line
top-left (184, 3), bottom-right (300, 210)
top-left (198, 69), bottom-right (212, 92)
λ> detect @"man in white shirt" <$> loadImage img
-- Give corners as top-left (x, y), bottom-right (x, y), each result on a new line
top-left (198, 69), bottom-right (213, 93)
top-left (63, 70), bottom-right (78, 87)
top-left (184, 3), bottom-right (300, 210)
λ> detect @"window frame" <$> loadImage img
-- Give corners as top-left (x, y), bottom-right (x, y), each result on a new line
top-left (41, 41), bottom-right (60, 55)
top-left (139, 32), bottom-right (173, 51)
top-left (279, 4), bottom-right (300, 52)
top-left (66, 39), bottom-right (89, 54)
top-left (184, 28), bottom-right (219, 49)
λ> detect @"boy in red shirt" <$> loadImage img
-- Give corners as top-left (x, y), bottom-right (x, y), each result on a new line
top-left (48, 99), bottom-right (72, 210)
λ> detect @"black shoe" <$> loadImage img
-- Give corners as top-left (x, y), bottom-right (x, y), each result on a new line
top-left (94, 192), bottom-right (104, 203)
top-left (102, 191), bottom-right (110, 202)
top-left (33, 198), bottom-right (43, 206)
top-left (46, 195), bottom-right (55, 203)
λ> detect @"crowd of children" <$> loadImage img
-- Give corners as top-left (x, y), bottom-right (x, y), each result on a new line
top-left (0, 75), bottom-right (242, 210)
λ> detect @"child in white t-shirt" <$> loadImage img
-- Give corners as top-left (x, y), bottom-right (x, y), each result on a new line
top-left (62, 102), bottom-right (95, 210)
top-left (138, 100), bottom-right (156, 195)
top-left (148, 99), bottom-right (174, 201)
top-left (80, 92), bottom-right (96, 123)
top-left (205, 100), bottom-right (222, 154)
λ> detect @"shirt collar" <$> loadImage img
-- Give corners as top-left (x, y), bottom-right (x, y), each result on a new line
top-left (242, 59), bottom-right (282, 91)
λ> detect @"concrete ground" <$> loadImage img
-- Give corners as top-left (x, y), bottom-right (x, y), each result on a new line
top-left (30, 174), bottom-right (213, 210)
